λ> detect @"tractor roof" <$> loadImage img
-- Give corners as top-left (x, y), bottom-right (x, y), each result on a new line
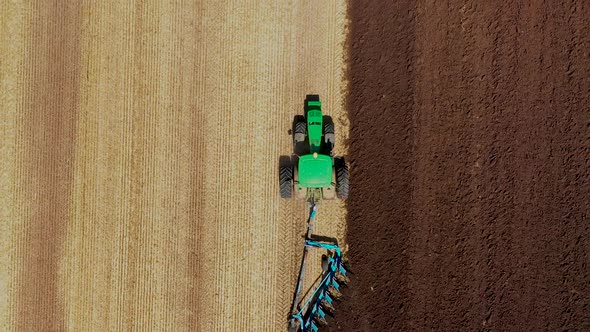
top-left (298, 153), bottom-right (332, 188)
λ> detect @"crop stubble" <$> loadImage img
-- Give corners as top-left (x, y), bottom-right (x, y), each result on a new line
top-left (0, 1), bottom-right (348, 331)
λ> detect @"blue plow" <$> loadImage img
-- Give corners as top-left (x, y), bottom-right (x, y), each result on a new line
top-left (288, 203), bottom-right (350, 332)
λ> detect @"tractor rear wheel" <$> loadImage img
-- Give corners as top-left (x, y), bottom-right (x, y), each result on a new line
top-left (279, 165), bottom-right (293, 198)
top-left (335, 162), bottom-right (349, 200)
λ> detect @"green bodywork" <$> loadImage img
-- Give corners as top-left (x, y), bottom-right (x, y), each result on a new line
top-left (296, 99), bottom-right (333, 195)
top-left (298, 154), bottom-right (333, 188)
top-left (306, 100), bottom-right (323, 153)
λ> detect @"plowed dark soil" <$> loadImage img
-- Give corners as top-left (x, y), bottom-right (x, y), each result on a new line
top-left (333, 1), bottom-right (590, 331)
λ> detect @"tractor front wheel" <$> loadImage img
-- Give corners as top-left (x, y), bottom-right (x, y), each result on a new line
top-left (279, 165), bottom-right (293, 198)
top-left (324, 120), bottom-right (335, 153)
top-left (293, 116), bottom-right (307, 144)
top-left (293, 116), bottom-right (307, 155)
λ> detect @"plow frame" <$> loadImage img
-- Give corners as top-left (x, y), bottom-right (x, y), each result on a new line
top-left (288, 203), bottom-right (348, 332)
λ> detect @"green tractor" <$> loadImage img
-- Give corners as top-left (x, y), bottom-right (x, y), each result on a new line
top-left (280, 95), bottom-right (351, 331)
top-left (280, 95), bottom-right (349, 202)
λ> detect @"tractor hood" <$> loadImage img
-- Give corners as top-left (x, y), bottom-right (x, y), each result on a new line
top-left (298, 154), bottom-right (333, 188)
